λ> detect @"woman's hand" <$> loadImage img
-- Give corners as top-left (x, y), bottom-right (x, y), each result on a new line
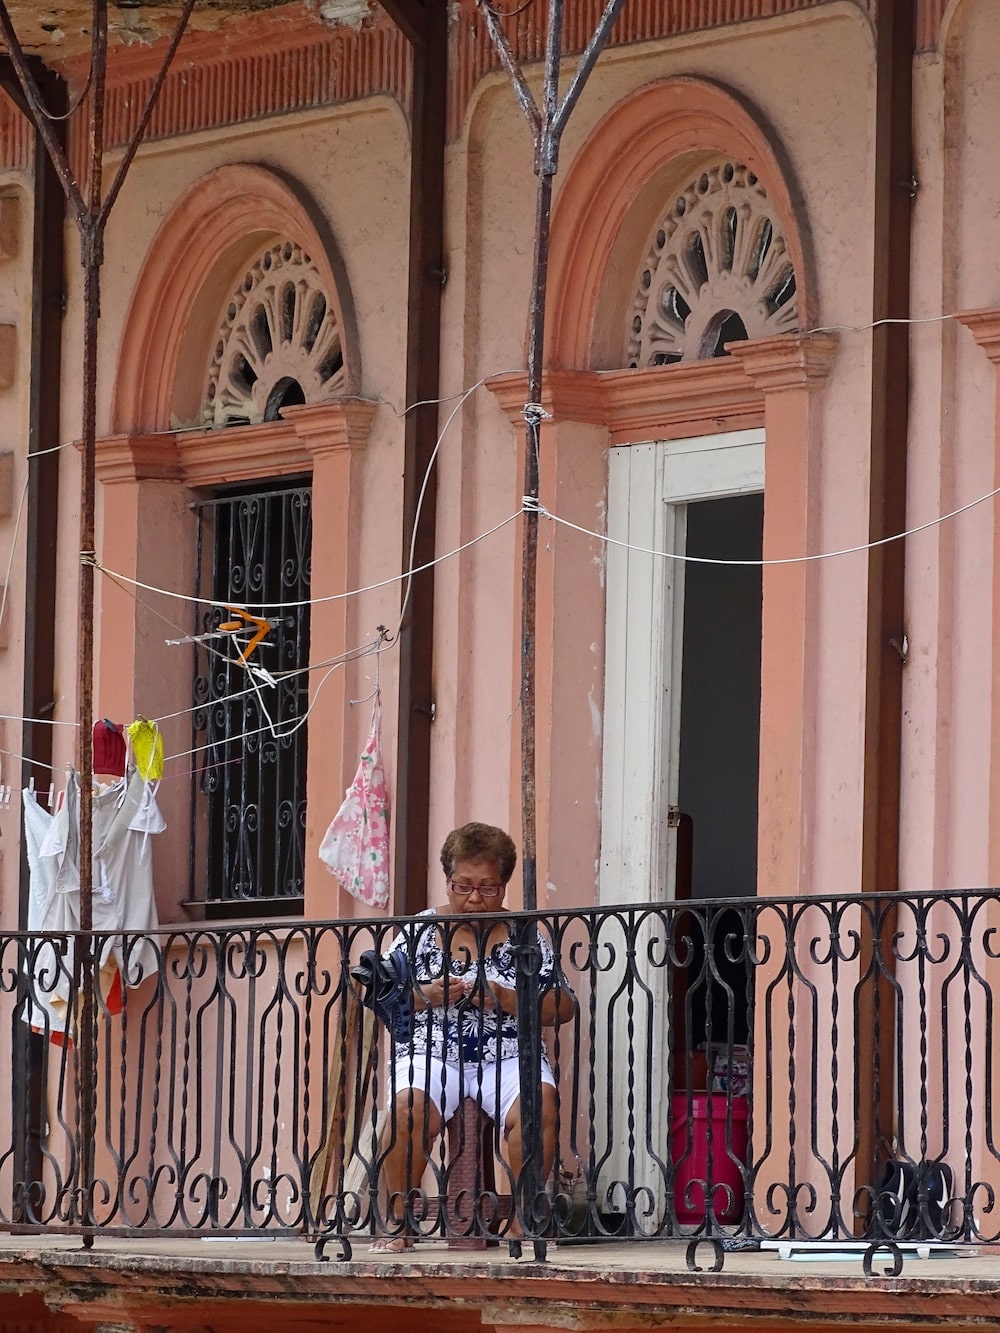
top-left (486, 979), bottom-right (516, 1015)
top-left (418, 972), bottom-right (475, 1008)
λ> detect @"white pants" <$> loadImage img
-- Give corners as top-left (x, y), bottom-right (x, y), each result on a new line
top-left (392, 1052), bottom-right (555, 1133)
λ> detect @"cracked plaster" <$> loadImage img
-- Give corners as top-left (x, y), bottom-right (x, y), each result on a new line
top-left (0, 1), bottom-right (326, 59)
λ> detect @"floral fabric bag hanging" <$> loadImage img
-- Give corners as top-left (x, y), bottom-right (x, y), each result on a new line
top-left (318, 693), bottom-right (390, 908)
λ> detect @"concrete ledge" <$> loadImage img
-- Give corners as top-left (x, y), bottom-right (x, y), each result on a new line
top-left (0, 1235), bottom-right (995, 1332)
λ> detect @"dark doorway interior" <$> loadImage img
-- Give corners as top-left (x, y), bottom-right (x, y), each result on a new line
top-left (676, 490), bottom-right (763, 1049)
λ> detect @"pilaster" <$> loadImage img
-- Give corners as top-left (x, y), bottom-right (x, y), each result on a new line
top-left (487, 370), bottom-right (610, 904)
top-left (956, 308), bottom-right (1000, 883)
top-left (729, 332), bottom-right (839, 898)
top-left (283, 399), bottom-right (378, 915)
top-left (91, 431), bottom-right (194, 919)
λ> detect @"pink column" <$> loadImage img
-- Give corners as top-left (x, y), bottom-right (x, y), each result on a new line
top-left (729, 334), bottom-right (839, 898)
top-left (283, 399), bottom-right (377, 917)
top-left (488, 372), bottom-right (609, 909)
top-left (94, 434), bottom-right (193, 920)
top-left (729, 335), bottom-right (839, 1234)
top-left (956, 309), bottom-right (1000, 883)
top-left (94, 434), bottom-right (185, 718)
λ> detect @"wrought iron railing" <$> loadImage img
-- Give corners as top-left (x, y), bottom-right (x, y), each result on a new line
top-left (4, 891), bottom-right (1000, 1264)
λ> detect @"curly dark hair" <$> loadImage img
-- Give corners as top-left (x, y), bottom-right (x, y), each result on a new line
top-left (440, 822), bottom-right (517, 883)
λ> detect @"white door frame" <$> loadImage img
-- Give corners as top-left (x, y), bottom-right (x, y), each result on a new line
top-left (599, 428), bottom-right (765, 909)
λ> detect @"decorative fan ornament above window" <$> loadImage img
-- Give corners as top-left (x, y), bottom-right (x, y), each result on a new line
top-left (203, 240), bottom-right (346, 427)
top-left (626, 160), bottom-right (798, 368)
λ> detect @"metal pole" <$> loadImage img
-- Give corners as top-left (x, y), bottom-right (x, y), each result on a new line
top-left (857, 0), bottom-right (914, 1213)
top-left (476, 0), bottom-right (626, 1260)
top-left (478, 0), bottom-right (627, 910)
top-left (74, 1), bottom-right (111, 1232)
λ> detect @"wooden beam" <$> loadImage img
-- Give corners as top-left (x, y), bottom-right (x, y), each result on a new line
top-left (378, 0), bottom-right (427, 48)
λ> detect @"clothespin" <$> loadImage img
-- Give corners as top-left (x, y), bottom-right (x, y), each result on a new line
top-left (46, 782), bottom-right (54, 810)
top-left (28, 776), bottom-right (34, 794)
top-left (248, 664), bottom-right (278, 689)
top-left (220, 606), bottom-right (272, 665)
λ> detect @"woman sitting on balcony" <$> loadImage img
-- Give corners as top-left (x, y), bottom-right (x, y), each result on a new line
top-left (370, 821), bottom-right (574, 1253)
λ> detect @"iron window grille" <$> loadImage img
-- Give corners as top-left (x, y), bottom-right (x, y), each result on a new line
top-left (190, 481), bottom-right (312, 916)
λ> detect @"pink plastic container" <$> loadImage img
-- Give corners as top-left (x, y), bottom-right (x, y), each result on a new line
top-left (670, 1093), bottom-right (748, 1225)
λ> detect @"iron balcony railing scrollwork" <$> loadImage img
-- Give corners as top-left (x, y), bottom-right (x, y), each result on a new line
top-left (4, 891), bottom-right (1000, 1258)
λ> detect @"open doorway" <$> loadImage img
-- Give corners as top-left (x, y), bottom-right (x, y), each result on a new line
top-left (676, 491), bottom-right (763, 1053)
top-left (599, 430), bottom-right (764, 911)
top-left (678, 491), bottom-right (763, 900)
top-left (597, 433), bottom-right (764, 1218)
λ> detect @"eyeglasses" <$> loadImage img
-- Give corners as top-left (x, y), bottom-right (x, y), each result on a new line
top-left (448, 879), bottom-right (504, 898)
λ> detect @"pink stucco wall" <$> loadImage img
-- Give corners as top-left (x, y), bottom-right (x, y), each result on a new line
top-left (0, 4), bottom-right (887, 926)
top-left (5, 0), bottom-right (1000, 1271)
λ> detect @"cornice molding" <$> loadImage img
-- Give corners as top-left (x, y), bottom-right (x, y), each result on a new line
top-left (1, 0), bottom-right (885, 173)
top-left (175, 421), bottom-right (311, 488)
top-left (95, 422), bottom-right (308, 489)
top-left (728, 332), bottom-right (839, 392)
top-left (956, 308), bottom-right (1000, 365)
top-left (94, 400), bottom-right (377, 487)
top-left (601, 361), bottom-right (765, 440)
top-left (488, 370), bottom-right (607, 428)
top-left (282, 398), bottom-right (379, 455)
top-left (63, 11), bottom-right (410, 169)
top-left (488, 360), bottom-right (765, 443)
top-left (93, 433), bottom-right (184, 485)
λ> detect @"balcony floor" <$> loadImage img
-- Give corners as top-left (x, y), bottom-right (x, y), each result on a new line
top-left (0, 1232), bottom-right (997, 1332)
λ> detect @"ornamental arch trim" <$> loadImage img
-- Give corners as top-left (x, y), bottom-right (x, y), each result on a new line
top-left (545, 77), bottom-right (815, 371)
top-left (113, 164), bottom-right (360, 434)
top-left (626, 158), bottom-right (798, 368)
top-left (204, 239), bottom-right (346, 428)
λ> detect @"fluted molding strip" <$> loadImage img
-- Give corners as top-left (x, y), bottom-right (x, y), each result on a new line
top-left (1, 0), bottom-right (894, 173)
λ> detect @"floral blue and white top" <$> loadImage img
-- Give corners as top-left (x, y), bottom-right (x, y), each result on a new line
top-left (388, 909), bottom-right (555, 1068)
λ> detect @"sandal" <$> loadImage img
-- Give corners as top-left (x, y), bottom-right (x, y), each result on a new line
top-left (368, 1233), bottom-right (415, 1254)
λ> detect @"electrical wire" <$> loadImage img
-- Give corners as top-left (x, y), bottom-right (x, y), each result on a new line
top-left (480, 0), bottom-right (538, 19)
top-left (0, 746), bottom-right (58, 776)
top-left (94, 371), bottom-right (500, 748)
top-left (27, 439), bottom-right (82, 459)
top-left (1, 318), bottom-right (989, 771)
top-left (0, 476), bottom-right (29, 642)
top-left (526, 476), bottom-right (1000, 567)
top-left (92, 509), bottom-right (524, 615)
top-left (392, 376), bottom-right (493, 641)
top-left (377, 370), bottom-right (521, 419)
top-left (0, 713), bottom-right (77, 729)
top-left (165, 653), bottom-right (355, 762)
top-left (0, 371), bottom-right (507, 755)
top-left (800, 313), bottom-right (963, 337)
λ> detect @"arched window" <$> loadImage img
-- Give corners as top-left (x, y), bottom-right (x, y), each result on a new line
top-left (106, 165), bottom-right (367, 919)
top-left (625, 159), bottom-right (798, 368)
top-left (204, 239), bottom-right (346, 427)
top-left (190, 237), bottom-right (351, 914)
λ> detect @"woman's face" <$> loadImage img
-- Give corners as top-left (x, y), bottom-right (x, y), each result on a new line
top-left (445, 856), bottom-right (507, 913)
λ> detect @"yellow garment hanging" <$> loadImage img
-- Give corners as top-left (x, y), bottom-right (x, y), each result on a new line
top-left (126, 718), bottom-right (164, 782)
